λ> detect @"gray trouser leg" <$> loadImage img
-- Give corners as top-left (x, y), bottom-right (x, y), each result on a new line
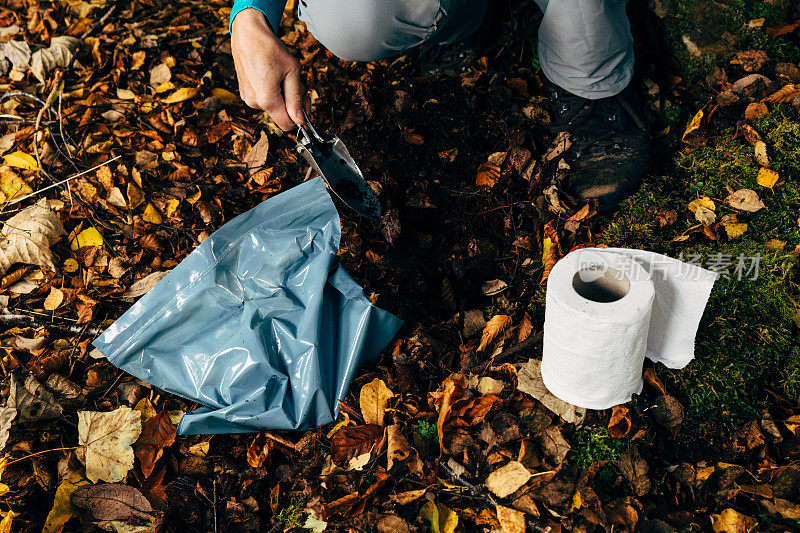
top-left (297, 0), bottom-right (488, 62)
top-left (536, 0), bottom-right (634, 99)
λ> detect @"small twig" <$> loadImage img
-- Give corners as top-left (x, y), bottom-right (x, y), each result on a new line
top-left (438, 460), bottom-right (498, 507)
top-left (33, 70), bottom-right (64, 179)
top-left (213, 479), bottom-right (218, 533)
top-left (264, 432), bottom-right (301, 452)
top-left (0, 313), bottom-right (103, 336)
top-left (6, 155), bottom-right (121, 207)
top-left (337, 399), bottom-right (365, 424)
top-left (477, 331), bottom-right (543, 373)
top-left (80, 5), bottom-right (117, 40)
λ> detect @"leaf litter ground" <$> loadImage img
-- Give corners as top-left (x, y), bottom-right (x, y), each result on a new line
top-left (0, 0), bottom-right (799, 532)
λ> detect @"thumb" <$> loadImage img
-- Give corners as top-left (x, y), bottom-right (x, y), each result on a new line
top-left (283, 69), bottom-right (306, 126)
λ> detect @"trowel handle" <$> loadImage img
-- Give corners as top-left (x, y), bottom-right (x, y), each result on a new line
top-left (297, 109), bottom-right (326, 145)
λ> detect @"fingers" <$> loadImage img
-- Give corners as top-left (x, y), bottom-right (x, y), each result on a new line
top-left (283, 69), bottom-right (306, 126)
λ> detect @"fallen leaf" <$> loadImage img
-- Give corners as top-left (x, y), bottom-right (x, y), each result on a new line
top-left (142, 204), bottom-right (163, 224)
top-left (682, 108), bottom-right (703, 141)
top-left (149, 63), bottom-right (171, 87)
top-left (78, 406), bottom-right (142, 483)
top-left (733, 50), bottom-right (768, 72)
top-left (389, 489), bottom-right (427, 505)
top-left (710, 508), bottom-right (756, 533)
top-left (420, 501), bottom-right (458, 533)
top-left (496, 505), bottom-right (525, 533)
top-left (478, 315), bottom-right (511, 351)
top-left (0, 511), bottom-right (12, 533)
top-left (3, 151), bottom-right (38, 170)
top-left (541, 222), bottom-right (560, 283)
top-left (44, 287), bottom-right (64, 311)
top-left (608, 405), bottom-right (632, 438)
top-left (744, 102), bottom-right (768, 121)
top-left (359, 378), bottom-right (393, 426)
top-left (123, 271), bottom-right (169, 298)
top-left (0, 166), bottom-right (32, 202)
top-left (754, 141), bottom-right (770, 167)
top-left (247, 434), bottom-right (272, 468)
top-left (0, 40), bottom-right (31, 72)
top-left (724, 189), bottom-right (766, 212)
top-left (0, 199), bottom-right (65, 275)
top-left (134, 411), bottom-right (176, 478)
top-left (43, 471), bottom-right (91, 533)
top-left (243, 131), bottom-right (269, 174)
top-left (756, 167), bottom-right (779, 188)
top-left (486, 461), bottom-right (532, 498)
top-left (9, 370), bottom-right (63, 422)
top-left (481, 279), bottom-right (507, 296)
top-left (517, 359), bottom-right (586, 424)
top-left (544, 132), bottom-right (572, 160)
top-left (70, 227), bottom-right (104, 250)
top-left (775, 498), bottom-right (800, 520)
top-left (694, 205), bottom-right (716, 225)
top-left (617, 447), bottom-right (650, 496)
top-left (376, 515), bottom-right (410, 533)
top-left (162, 87), bottom-right (199, 105)
top-left (0, 408), bottom-right (16, 454)
top-left (476, 162), bottom-right (501, 189)
top-left (211, 87), bottom-right (240, 106)
top-left (739, 123), bottom-right (762, 146)
top-left (763, 83), bottom-right (800, 103)
top-left (31, 36), bottom-right (81, 84)
top-left (71, 483), bottom-right (155, 522)
top-left (722, 222), bottom-right (748, 239)
top-left (539, 426), bottom-right (571, 465)
top-left (330, 424), bottom-right (383, 466)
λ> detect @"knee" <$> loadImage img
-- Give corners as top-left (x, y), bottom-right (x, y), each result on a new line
top-left (299, 0), bottom-right (439, 62)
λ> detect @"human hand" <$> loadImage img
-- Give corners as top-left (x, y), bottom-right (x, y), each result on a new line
top-left (231, 9), bottom-right (309, 131)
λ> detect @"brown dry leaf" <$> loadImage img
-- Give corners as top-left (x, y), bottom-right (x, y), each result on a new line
top-left (246, 434), bottom-right (272, 468)
top-left (126, 183), bottom-right (145, 209)
top-left (44, 286), bottom-right (64, 311)
top-left (744, 102), bottom-right (768, 121)
top-left (485, 461), bottom-right (532, 498)
top-left (0, 512), bottom-right (12, 533)
top-left (754, 141), bottom-right (770, 167)
top-left (78, 406), bottom-right (142, 483)
top-left (608, 405), bottom-right (632, 438)
top-left (539, 426), bottom-right (571, 465)
top-left (31, 36), bottom-right (80, 84)
top-left (724, 189), bottom-right (766, 212)
top-left (775, 499), bottom-right (800, 520)
top-left (763, 83), bottom-right (800, 103)
top-left (517, 359), bottom-right (586, 424)
top-left (359, 378), bottom-right (393, 426)
top-left (134, 411), bottom-right (176, 478)
top-left (389, 489), bottom-right (427, 505)
top-left (709, 508), bottom-right (757, 533)
top-left (564, 203), bottom-right (591, 232)
top-left (478, 314), bottom-right (512, 352)
top-left (517, 312), bottom-right (533, 343)
top-left (71, 483), bottom-right (156, 522)
top-left (544, 131), bottom-right (572, 160)
top-left (757, 167), bottom-right (779, 188)
top-left (739, 123), bottom-right (762, 146)
top-left (0, 199), bottom-right (65, 276)
top-left (330, 424), bottom-right (384, 466)
top-left (617, 447), bottom-right (650, 496)
top-left (766, 21), bottom-right (800, 37)
top-left (541, 222), bottom-right (561, 283)
top-left (123, 271), bottom-right (169, 298)
top-left (495, 505), bottom-right (525, 533)
top-left (162, 87), bottom-right (199, 105)
top-left (682, 108), bottom-right (703, 141)
top-left (435, 375), bottom-right (464, 455)
top-left (243, 131), bottom-right (269, 174)
top-left (476, 162), bottom-right (501, 189)
top-left (733, 50), bottom-right (768, 72)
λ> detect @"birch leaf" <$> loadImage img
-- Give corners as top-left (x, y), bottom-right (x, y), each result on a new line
top-left (0, 199), bottom-right (65, 275)
top-left (359, 378), bottom-right (393, 426)
top-left (30, 36), bottom-right (81, 84)
top-left (43, 471), bottom-right (91, 533)
top-left (78, 407), bottom-right (142, 483)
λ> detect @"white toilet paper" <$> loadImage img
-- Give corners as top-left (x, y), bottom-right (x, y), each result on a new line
top-left (541, 248), bottom-right (718, 410)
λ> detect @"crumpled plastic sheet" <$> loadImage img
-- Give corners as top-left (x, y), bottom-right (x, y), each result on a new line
top-left (92, 178), bottom-right (403, 435)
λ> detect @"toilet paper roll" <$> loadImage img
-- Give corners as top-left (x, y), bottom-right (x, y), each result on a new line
top-left (541, 248), bottom-right (718, 410)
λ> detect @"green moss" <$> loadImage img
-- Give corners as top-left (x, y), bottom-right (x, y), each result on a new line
top-left (415, 420), bottom-right (437, 442)
top-left (568, 427), bottom-right (627, 471)
top-left (276, 499), bottom-right (308, 528)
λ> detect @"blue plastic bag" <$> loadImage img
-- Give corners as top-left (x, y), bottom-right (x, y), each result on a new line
top-left (92, 178), bottom-right (402, 435)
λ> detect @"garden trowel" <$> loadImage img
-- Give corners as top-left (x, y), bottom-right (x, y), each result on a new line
top-left (295, 110), bottom-right (381, 220)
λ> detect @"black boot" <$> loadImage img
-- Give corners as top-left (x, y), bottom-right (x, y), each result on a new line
top-left (545, 80), bottom-right (651, 212)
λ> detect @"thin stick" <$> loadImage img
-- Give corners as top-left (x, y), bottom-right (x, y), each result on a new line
top-left (0, 313), bottom-right (103, 337)
top-left (33, 70), bottom-right (64, 178)
top-left (6, 155), bottom-right (121, 207)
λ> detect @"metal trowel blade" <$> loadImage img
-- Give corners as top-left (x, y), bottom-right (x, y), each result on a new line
top-left (296, 133), bottom-right (381, 220)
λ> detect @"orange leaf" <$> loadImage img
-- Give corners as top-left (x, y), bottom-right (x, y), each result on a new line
top-left (247, 434), bottom-right (272, 468)
top-left (608, 405), bottom-right (632, 438)
top-left (517, 312), bottom-right (533, 343)
top-left (134, 411), bottom-right (176, 478)
top-left (763, 84), bottom-right (800, 103)
top-left (478, 314), bottom-right (512, 352)
top-left (476, 162), bottom-right (501, 189)
top-left (541, 222), bottom-right (561, 284)
top-left (681, 108), bottom-right (703, 141)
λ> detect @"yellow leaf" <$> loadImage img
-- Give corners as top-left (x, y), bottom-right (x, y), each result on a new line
top-left (116, 88), bottom-right (135, 100)
top-left (156, 81), bottom-right (175, 94)
top-left (682, 108), bottom-right (703, 141)
top-left (212, 87), bottom-right (241, 106)
top-left (134, 397), bottom-right (157, 421)
top-left (63, 258), bottom-right (79, 273)
top-left (722, 222), bottom-right (747, 239)
top-left (0, 511), bottom-right (13, 533)
top-left (143, 204), bottom-right (163, 224)
top-left (359, 378), bottom-right (393, 426)
top-left (757, 167), bottom-right (779, 188)
top-left (70, 227), bottom-right (103, 251)
top-left (42, 471), bottom-right (90, 533)
top-left (188, 440), bottom-right (209, 457)
top-left (479, 314), bottom-right (511, 352)
top-left (785, 414), bottom-right (800, 433)
top-left (496, 505), bottom-right (526, 533)
top-left (421, 502), bottom-right (458, 533)
top-left (3, 151), bottom-right (38, 170)
top-left (326, 415), bottom-right (351, 439)
top-left (687, 196), bottom-right (716, 213)
top-left (162, 87), bottom-right (199, 104)
top-left (0, 167), bottom-right (32, 202)
top-left (164, 197), bottom-right (180, 218)
top-left (710, 508), bottom-right (756, 533)
top-left (44, 287), bottom-right (64, 311)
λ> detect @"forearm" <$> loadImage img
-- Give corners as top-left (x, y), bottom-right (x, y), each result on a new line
top-left (229, 0), bottom-right (286, 33)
